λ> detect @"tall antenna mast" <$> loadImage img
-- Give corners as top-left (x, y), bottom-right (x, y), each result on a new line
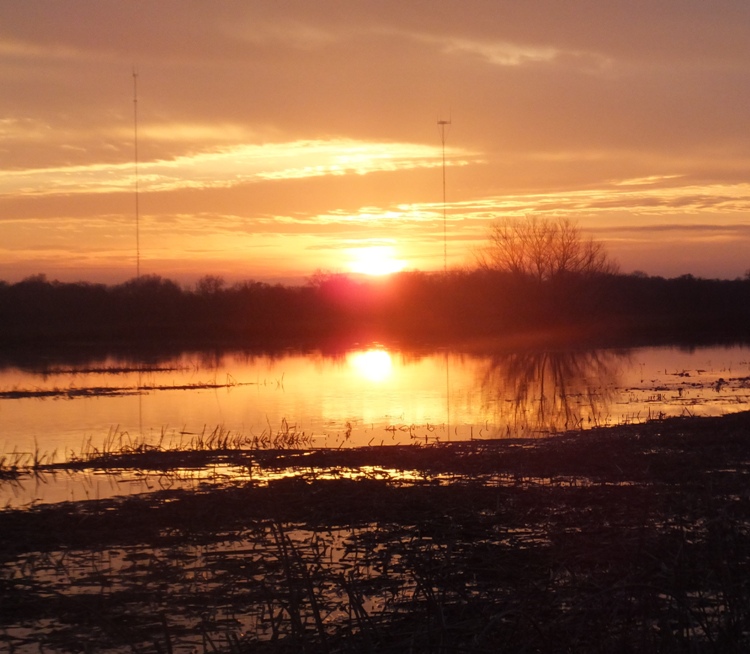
top-left (438, 116), bottom-right (452, 441)
top-left (437, 116), bottom-right (451, 273)
top-left (133, 67), bottom-right (141, 279)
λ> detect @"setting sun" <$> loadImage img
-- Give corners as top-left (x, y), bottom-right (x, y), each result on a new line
top-left (348, 246), bottom-right (406, 276)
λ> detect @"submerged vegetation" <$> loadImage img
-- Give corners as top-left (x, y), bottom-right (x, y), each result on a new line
top-left (2, 411), bottom-right (750, 652)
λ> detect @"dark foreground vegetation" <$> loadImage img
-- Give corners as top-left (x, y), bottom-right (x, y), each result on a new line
top-left (2, 411), bottom-right (750, 653)
top-left (2, 270), bottom-right (750, 353)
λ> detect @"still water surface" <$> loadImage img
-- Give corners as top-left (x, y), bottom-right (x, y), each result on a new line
top-left (2, 342), bottom-right (749, 459)
top-left (2, 342), bottom-right (750, 507)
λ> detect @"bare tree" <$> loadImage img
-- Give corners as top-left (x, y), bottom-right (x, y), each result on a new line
top-left (477, 216), bottom-right (618, 281)
top-left (195, 275), bottom-right (226, 296)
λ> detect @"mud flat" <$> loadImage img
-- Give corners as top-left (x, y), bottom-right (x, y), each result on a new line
top-left (2, 411), bottom-right (750, 653)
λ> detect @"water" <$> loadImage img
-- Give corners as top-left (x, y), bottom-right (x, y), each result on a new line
top-left (1, 341), bottom-right (749, 506)
top-left (3, 341), bottom-right (749, 454)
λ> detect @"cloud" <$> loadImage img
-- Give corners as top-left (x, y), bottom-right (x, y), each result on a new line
top-left (447, 182), bottom-right (750, 218)
top-left (0, 139), bottom-right (475, 197)
top-left (613, 175), bottom-right (685, 187)
top-left (597, 222), bottom-right (750, 236)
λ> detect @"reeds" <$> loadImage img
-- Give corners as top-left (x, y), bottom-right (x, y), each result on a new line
top-left (2, 411), bottom-right (750, 652)
top-left (0, 421), bottom-right (315, 501)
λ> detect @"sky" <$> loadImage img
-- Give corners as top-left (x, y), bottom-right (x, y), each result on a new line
top-left (2, 0), bottom-right (750, 285)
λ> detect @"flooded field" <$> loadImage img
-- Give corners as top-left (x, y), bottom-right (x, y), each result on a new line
top-left (2, 339), bottom-right (750, 652)
top-left (1, 342), bottom-right (750, 508)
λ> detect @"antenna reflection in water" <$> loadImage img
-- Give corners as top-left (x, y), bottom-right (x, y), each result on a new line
top-left (5, 344), bottom-right (750, 467)
top-left (478, 348), bottom-right (629, 436)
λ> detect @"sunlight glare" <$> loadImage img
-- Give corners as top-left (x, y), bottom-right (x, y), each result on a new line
top-left (348, 246), bottom-right (405, 276)
top-left (349, 349), bottom-right (393, 383)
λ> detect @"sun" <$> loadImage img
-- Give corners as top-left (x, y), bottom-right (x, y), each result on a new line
top-left (348, 246), bottom-right (406, 276)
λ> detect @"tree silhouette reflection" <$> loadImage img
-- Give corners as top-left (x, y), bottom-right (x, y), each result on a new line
top-left (478, 348), bottom-right (629, 437)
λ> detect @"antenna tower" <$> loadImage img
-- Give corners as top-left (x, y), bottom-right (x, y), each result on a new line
top-left (133, 68), bottom-right (141, 279)
top-left (438, 117), bottom-right (451, 273)
top-left (438, 116), bottom-right (452, 441)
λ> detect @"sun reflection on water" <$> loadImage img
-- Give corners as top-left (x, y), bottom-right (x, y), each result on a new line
top-left (348, 348), bottom-right (393, 383)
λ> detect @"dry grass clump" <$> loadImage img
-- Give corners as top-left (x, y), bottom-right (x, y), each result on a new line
top-left (1, 412), bottom-right (750, 653)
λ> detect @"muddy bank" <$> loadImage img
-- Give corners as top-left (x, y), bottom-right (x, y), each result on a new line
top-left (2, 412), bottom-right (750, 653)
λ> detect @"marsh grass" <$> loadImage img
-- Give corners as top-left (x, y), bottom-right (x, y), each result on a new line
top-left (0, 420), bottom-right (316, 484)
top-left (1, 412), bottom-right (750, 652)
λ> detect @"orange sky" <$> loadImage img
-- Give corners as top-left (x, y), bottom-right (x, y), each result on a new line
top-left (2, 1), bottom-right (750, 284)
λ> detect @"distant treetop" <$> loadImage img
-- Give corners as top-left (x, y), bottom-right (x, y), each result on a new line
top-left (477, 216), bottom-right (619, 282)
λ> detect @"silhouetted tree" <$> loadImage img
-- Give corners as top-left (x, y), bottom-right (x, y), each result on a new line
top-left (477, 216), bottom-right (618, 282)
top-left (195, 275), bottom-right (226, 296)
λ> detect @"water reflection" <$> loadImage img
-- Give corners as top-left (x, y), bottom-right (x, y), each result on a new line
top-left (1, 343), bottom-right (749, 461)
top-left (3, 342), bottom-right (750, 508)
top-left (478, 348), bottom-right (628, 436)
top-left (348, 349), bottom-right (393, 383)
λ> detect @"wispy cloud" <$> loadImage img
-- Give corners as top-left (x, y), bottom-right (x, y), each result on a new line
top-left (440, 37), bottom-right (611, 70)
top-left (613, 174), bottom-right (685, 187)
top-left (0, 37), bottom-right (85, 60)
top-left (438, 183), bottom-right (750, 219)
top-left (0, 140), bottom-right (475, 197)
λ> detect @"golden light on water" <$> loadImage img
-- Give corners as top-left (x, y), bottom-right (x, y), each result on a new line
top-left (348, 348), bottom-right (393, 383)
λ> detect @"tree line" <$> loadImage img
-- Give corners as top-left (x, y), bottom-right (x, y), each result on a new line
top-left (1, 268), bottom-right (749, 350)
top-left (1, 218), bottom-right (749, 349)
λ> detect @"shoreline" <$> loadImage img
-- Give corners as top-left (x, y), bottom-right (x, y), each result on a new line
top-left (2, 411), bottom-right (750, 652)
